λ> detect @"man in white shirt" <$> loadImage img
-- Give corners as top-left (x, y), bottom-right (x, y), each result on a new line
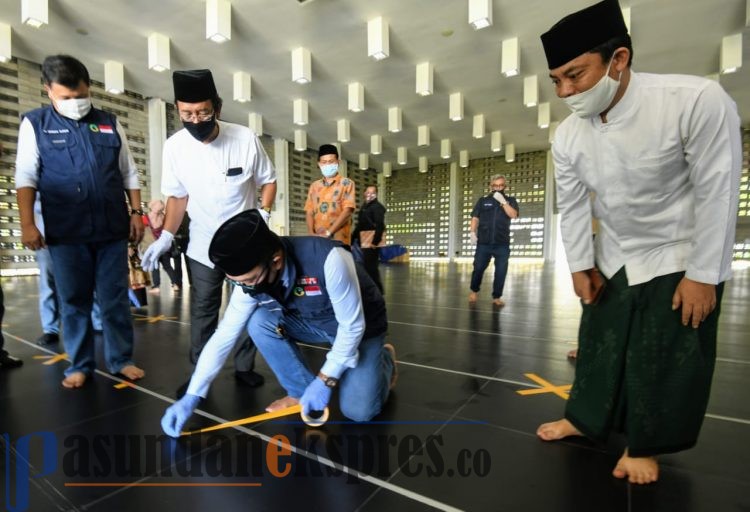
top-left (536, 0), bottom-right (741, 484)
top-left (141, 70), bottom-right (276, 390)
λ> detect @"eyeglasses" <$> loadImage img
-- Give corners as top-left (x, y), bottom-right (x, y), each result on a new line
top-left (225, 263), bottom-right (270, 294)
top-left (179, 111), bottom-right (215, 123)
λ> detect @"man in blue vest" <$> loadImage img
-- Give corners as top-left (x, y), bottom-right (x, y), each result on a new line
top-left (161, 209), bottom-right (397, 436)
top-left (468, 175), bottom-right (519, 307)
top-left (15, 55), bottom-right (145, 388)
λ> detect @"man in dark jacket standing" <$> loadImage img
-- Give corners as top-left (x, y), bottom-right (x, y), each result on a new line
top-left (353, 185), bottom-right (386, 293)
top-left (468, 175), bottom-right (519, 307)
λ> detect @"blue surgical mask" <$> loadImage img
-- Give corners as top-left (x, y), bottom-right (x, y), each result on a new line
top-left (320, 163), bottom-right (339, 178)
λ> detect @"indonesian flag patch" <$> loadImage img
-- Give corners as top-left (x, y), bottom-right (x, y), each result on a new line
top-left (98, 124), bottom-right (114, 134)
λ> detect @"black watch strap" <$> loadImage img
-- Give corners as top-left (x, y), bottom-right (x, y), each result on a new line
top-left (318, 372), bottom-right (338, 388)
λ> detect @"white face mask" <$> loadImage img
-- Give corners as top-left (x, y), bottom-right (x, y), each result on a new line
top-left (55, 97), bottom-right (92, 120)
top-left (563, 59), bottom-right (621, 119)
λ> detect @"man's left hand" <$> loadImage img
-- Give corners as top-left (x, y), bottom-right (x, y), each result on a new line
top-left (300, 378), bottom-right (332, 415)
top-left (672, 277), bottom-right (717, 328)
top-left (129, 214), bottom-right (144, 243)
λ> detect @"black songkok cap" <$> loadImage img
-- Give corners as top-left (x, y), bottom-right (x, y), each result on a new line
top-left (541, 0), bottom-right (628, 69)
top-left (173, 69), bottom-right (218, 103)
top-left (318, 144), bottom-right (339, 160)
top-left (208, 209), bottom-right (281, 276)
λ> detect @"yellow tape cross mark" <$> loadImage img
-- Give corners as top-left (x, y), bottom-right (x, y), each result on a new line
top-left (516, 373), bottom-right (572, 400)
top-left (33, 353), bottom-right (69, 365)
top-left (182, 404), bottom-right (304, 436)
top-left (136, 314), bottom-right (178, 324)
top-left (114, 382), bottom-right (135, 389)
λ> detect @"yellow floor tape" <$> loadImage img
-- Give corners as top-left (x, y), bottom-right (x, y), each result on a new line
top-left (181, 404), bottom-right (329, 436)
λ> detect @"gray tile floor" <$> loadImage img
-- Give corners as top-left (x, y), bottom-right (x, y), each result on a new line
top-left (1, 261), bottom-right (748, 511)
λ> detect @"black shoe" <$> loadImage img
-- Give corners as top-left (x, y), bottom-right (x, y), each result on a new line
top-left (0, 353), bottom-right (23, 369)
top-left (235, 370), bottom-right (264, 387)
top-left (35, 332), bottom-right (59, 346)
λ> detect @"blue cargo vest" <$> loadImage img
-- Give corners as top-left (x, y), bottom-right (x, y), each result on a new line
top-left (256, 236), bottom-right (387, 339)
top-left (473, 194), bottom-right (519, 245)
top-left (23, 106), bottom-right (130, 244)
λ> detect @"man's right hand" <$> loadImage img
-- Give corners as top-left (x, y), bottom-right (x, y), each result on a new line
top-left (470, 232), bottom-right (478, 245)
top-left (21, 224), bottom-right (45, 250)
top-left (141, 230), bottom-right (175, 271)
top-left (161, 393), bottom-right (201, 438)
top-left (571, 268), bottom-right (605, 305)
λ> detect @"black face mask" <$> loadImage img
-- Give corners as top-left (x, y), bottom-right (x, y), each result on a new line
top-left (183, 117), bottom-right (216, 142)
top-left (230, 259), bottom-right (282, 297)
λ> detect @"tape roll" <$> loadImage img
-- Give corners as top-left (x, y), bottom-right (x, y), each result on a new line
top-left (301, 407), bottom-right (330, 427)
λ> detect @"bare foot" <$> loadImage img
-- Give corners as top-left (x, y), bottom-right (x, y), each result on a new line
top-left (119, 365), bottom-right (145, 380)
top-left (62, 372), bottom-right (87, 388)
top-left (468, 292), bottom-right (478, 303)
top-left (536, 418), bottom-right (582, 441)
top-left (265, 396), bottom-right (299, 412)
top-left (612, 449), bottom-right (659, 484)
top-left (383, 343), bottom-right (398, 390)
top-left (567, 348), bottom-right (578, 359)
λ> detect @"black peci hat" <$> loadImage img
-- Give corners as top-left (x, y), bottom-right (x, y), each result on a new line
top-left (173, 69), bottom-right (218, 103)
top-left (540, 0), bottom-right (628, 70)
top-left (317, 144), bottom-right (339, 160)
top-left (208, 209), bottom-right (281, 276)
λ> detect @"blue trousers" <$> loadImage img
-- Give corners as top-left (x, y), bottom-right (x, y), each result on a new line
top-left (37, 247), bottom-right (103, 334)
top-left (248, 307), bottom-right (393, 422)
top-left (470, 243), bottom-right (510, 299)
top-left (48, 239), bottom-right (134, 376)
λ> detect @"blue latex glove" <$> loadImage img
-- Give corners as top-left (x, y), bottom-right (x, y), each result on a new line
top-left (161, 393), bottom-right (201, 438)
top-left (300, 378), bottom-right (332, 416)
top-left (141, 230), bottom-right (174, 271)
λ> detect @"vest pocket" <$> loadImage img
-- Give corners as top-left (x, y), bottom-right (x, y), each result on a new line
top-left (90, 133), bottom-right (121, 170)
top-left (40, 181), bottom-right (90, 241)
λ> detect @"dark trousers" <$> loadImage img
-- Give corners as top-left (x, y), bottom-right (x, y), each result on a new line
top-left (186, 256), bottom-right (256, 372)
top-left (0, 283), bottom-right (6, 356)
top-left (362, 248), bottom-right (383, 293)
top-left (152, 250), bottom-right (182, 288)
top-left (470, 243), bottom-right (510, 299)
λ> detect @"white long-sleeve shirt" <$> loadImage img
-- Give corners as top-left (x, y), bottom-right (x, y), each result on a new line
top-left (553, 71), bottom-right (742, 286)
top-left (186, 246), bottom-right (365, 398)
top-left (161, 121), bottom-right (276, 268)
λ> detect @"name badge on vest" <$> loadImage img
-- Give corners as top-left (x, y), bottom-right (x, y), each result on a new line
top-left (297, 276), bottom-right (318, 285)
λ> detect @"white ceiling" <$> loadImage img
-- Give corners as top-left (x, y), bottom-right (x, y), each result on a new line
top-left (2, 0), bottom-right (749, 169)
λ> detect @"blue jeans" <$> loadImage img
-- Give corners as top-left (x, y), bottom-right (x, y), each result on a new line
top-left (248, 307), bottom-right (394, 422)
top-left (35, 247), bottom-right (60, 334)
top-left (48, 239), bottom-right (134, 376)
top-left (37, 247), bottom-right (103, 334)
top-left (470, 243), bottom-right (510, 299)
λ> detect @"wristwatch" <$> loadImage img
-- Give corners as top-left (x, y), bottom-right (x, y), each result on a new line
top-left (318, 372), bottom-right (338, 388)
top-left (130, 208), bottom-right (144, 216)
top-left (261, 206), bottom-right (272, 214)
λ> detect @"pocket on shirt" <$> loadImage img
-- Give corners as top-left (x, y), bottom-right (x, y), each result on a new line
top-left (627, 147), bottom-right (685, 197)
